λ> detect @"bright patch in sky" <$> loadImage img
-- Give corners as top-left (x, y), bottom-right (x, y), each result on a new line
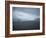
top-left (13, 11), bottom-right (40, 21)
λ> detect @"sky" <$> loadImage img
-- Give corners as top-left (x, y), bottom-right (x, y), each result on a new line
top-left (12, 7), bottom-right (40, 21)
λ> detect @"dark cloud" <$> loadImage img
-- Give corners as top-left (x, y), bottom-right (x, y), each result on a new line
top-left (13, 7), bottom-right (40, 16)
